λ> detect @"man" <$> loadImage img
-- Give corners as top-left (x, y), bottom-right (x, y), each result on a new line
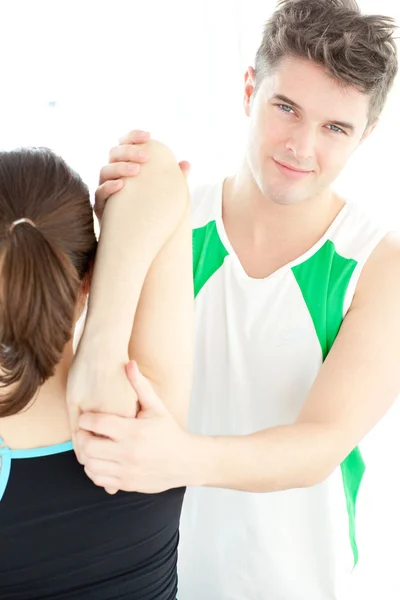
top-left (71, 1), bottom-right (400, 598)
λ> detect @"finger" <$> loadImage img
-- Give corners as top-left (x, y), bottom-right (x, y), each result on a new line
top-left (118, 130), bottom-right (150, 145)
top-left (108, 144), bottom-right (150, 166)
top-left (98, 162), bottom-right (141, 186)
top-left (126, 361), bottom-right (166, 416)
top-left (77, 430), bottom-right (121, 462)
top-left (179, 160), bottom-right (191, 178)
top-left (84, 457), bottom-right (123, 477)
top-left (78, 412), bottom-right (131, 440)
top-left (94, 181), bottom-right (124, 218)
top-left (84, 466), bottom-right (120, 492)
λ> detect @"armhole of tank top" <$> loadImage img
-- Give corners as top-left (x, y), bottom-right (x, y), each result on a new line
top-left (0, 440), bottom-right (12, 502)
top-left (342, 230), bottom-right (387, 317)
top-left (191, 181), bottom-right (223, 223)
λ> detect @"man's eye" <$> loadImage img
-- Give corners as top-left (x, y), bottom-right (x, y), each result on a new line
top-left (277, 104), bottom-right (294, 114)
top-left (327, 124), bottom-right (345, 135)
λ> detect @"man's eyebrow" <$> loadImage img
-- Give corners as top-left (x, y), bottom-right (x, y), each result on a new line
top-left (271, 94), bottom-right (356, 132)
top-left (328, 119), bottom-right (355, 132)
top-left (272, 94), bottom-right (302, 111)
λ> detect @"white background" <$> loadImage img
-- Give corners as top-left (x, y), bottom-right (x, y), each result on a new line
top-left (1, 1), bottom-right (400, 597)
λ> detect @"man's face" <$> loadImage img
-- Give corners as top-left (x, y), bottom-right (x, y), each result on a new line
top-left (244, 56), bottom-right (375, 205)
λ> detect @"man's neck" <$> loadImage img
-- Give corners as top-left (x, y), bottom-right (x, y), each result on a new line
top-left (221, 166), bottom-right (345, 279)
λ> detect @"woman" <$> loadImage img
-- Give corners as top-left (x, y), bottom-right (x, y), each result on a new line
top-left (0, 141), bottom-right (193, 599)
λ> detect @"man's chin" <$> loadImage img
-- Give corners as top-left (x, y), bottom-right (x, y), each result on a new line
top-left (264, 186), bottom-right (307, 207)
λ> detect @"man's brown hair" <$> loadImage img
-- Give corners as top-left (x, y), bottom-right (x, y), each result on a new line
top-left (0, 147), bottom-right (97, 417)
top-left (255, 0), bottom-right (398, 123)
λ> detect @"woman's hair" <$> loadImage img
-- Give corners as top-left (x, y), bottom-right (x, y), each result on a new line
top-left (0, 147), bottom-right (97, 417)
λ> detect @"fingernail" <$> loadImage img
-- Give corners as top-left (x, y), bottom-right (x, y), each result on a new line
top-left (138, 150), bottom-right (147, 159)
top-left (127, 163), bottom-right (139, 173)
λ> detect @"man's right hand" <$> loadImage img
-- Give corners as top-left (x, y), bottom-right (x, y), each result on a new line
top-left (95, 130), bottom-right (190, 222)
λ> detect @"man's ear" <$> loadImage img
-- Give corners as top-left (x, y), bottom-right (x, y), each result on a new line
top-left (244, 66), bottom-right (256, 117)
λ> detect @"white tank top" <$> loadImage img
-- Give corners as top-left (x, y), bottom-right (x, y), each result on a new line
top-left (177, 180), bottom-right (386, 600)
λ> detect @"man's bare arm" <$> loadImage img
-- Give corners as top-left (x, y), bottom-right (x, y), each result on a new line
top-left (77, 234), bottom-right (400, 494)
top-left (187, 233), bottom-right (400, 491)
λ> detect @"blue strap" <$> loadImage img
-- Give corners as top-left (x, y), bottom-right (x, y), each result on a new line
top-left (10, 440), bottom-right (73, 459)
top-left (0, 439), bottom-right (74, 502)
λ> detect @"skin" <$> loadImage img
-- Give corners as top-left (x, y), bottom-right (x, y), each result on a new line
top-left (75, 57), bottom-right (400, 495)
top-left (243, 57), bottom-right (374, 208)
top-left (1, 141), bottom-right (193, 480)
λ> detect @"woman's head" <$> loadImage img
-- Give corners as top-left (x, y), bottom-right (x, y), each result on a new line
top-left (0, 147), bottom-right (97, 417)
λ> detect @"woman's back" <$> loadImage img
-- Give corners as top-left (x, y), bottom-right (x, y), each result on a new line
top-left (0, 385), bottom-right (184, 600)
top-left (0, 437), bottom-right (184, 600)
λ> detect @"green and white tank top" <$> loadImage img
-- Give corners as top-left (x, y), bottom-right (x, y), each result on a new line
top-left (177, 180), bottom-right (386, 600)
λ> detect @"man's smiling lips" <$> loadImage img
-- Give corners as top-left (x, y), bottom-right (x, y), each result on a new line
top-left (272, 158), bottom-right (314, 179)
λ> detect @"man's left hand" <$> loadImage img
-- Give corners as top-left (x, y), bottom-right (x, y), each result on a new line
top-left (77, 361), bottom-right (194, 493)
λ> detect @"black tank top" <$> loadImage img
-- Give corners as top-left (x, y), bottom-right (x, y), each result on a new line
top-left (0, 439), bottom-right (185, 599)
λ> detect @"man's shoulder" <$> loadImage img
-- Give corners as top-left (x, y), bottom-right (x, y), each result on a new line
top-left (330, 200), bottom-right (388, 262)
top-left (368, 232), bottom-right (400, 272)
top-left (352, 231), bottom-right (400, 310)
